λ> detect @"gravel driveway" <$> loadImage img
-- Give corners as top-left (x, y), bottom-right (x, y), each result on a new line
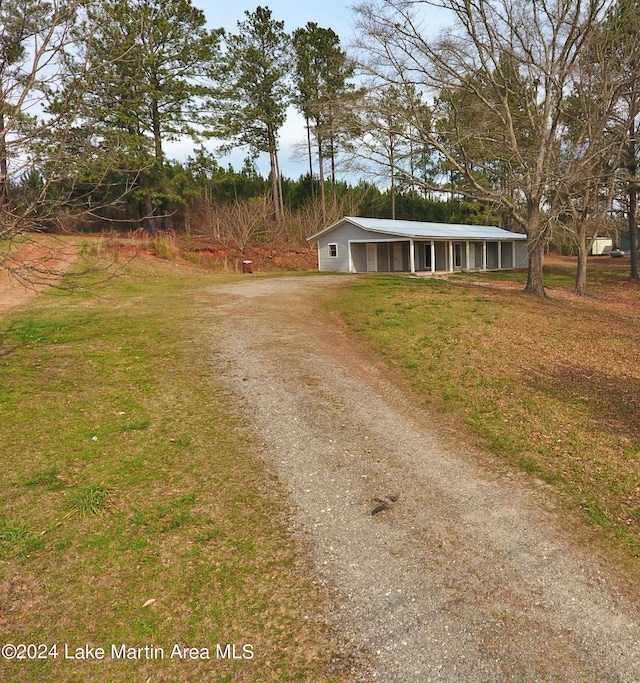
top-left (201, 274), bottom-right (640, 682)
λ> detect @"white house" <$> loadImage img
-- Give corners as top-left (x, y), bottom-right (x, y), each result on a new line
top-left (308, 216), bottom-right (529, 274)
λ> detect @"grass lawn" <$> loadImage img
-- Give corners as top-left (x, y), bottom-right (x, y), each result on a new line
top-left (0, 258), bottom-right (349, 682)
top-left (334, 256), bottom-right (640, 562)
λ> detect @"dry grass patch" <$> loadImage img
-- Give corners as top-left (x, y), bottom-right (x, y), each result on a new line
top-left (335, 258), bottom-right (640, 559)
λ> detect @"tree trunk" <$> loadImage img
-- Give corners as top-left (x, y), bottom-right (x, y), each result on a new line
top-left (330, 133), bottom-right (337, 208)
top-left (269, 148), bottom-right (281, 224)
top-left (525, 241), bottom-right (546, 296)
top-left (0, 113), bottom-right (8, 211)
top-left (274, 147), bottom-right (284, 221)
top-left (629, 122), bottom-right (638, 280)
top-left (390, 136), bottom-right (396, 220)
top-left (267, 124), bottom-right (282, 224)
top-left (575, 222), bottom-right (588, 296)
top-left (305, 114), bottom-right (315, 202)
top-left (524, 202), bottom-right (546, 297)
top-left (152, 97), bottom-right (163, 166)
top-left (317, 133), bottom-right (326, 226)
top-left (390, 168), bottom-right (396, 220)
top-left (143, 192), bottom-right (158, 236)
top-left (630, 185), bottom-right (638, 280)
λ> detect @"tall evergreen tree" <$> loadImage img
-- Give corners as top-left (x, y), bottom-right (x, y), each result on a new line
top-left (214, 6), bottom-right (290, 224)
top-left (292, 23), bottom-right (353, 222)
top-left (63, 0), bottom-right (222, 230)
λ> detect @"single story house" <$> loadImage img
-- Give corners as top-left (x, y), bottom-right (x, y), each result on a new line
top-left (308, 216), bottom-right (528, 274)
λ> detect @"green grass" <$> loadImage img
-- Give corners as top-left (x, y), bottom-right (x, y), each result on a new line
top-left (334, 263), bottom-right (640, 562)
top-left (22, 465), bottom-right (65, 491)
top-left (0, 259), bottom-right (350, 683)
top-left (0, 518), bottom-right (42, 558)
top-left (68, 483), bottom-right (111, 516)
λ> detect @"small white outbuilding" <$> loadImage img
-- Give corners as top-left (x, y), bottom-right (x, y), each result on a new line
top-left (308, 216), bottom-right (529, 274)
top-left (590, 237), bottom-right (613, 256)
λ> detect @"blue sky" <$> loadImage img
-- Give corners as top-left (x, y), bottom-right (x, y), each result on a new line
top-left (199, 0), bottom-right (357, 41)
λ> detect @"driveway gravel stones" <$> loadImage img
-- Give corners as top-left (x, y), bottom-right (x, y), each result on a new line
top-left (202, 275), bottom-right (640, 682)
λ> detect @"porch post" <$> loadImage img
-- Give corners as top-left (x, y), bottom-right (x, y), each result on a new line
top-left (482, 241), bottom-right (487, 270)
top-left (409, 239), bottom-right (416, 273)
top-left (497, 241), bottom-right (502, 269)
top-left (448, 241), bottom-right (454, 272)
top-left (431, 241), bottom-right (436, 273)
top-left (465, 241), bottom-right (470, 272)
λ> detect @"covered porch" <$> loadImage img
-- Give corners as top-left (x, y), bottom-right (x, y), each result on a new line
top-left (350, 238), bottom-right (517, 273)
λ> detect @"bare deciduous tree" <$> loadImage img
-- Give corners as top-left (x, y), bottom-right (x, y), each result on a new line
top-left (353, 0), bottom-right (613, 296)
top-left (198, 194), bottom-right (273, 251)
top-left (551, 19), bottom-right (634, 294)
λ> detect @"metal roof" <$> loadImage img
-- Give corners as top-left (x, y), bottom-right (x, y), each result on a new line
top-left (308, 216), bottom-right (527, 241)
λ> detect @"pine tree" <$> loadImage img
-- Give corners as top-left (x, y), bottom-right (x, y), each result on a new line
top-left (62, 0), bottom-right (223, 230)
top-left (292, 23), bottom-right (354, 222)
top-left (214, 6), bottom-right (290, 224)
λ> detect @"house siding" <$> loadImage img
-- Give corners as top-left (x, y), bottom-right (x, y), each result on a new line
top-left (318, 223), bottom-right (406, 273)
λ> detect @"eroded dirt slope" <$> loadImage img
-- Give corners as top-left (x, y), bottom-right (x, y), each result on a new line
top-left (0, 240), bottom-right (79, 312)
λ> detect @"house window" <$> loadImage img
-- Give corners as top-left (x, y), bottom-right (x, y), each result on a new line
top-left (328, 243), bottom-right (338, 258)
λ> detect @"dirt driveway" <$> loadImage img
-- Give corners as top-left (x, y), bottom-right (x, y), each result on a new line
top-left (202, 275), bottom-right (640, 682)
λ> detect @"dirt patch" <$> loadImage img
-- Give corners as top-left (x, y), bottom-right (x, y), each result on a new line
top-left (0, 238), bottom-right (80, 313)
top-left (189, 240), bottom-right (317, 271)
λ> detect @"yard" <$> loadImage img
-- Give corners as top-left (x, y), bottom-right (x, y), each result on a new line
top-left (0, 255), bottom-right (350, 683)
top-left (1, 245), bottom-right (639, 682)
top-left (335, 254), bottom-right (640, 561)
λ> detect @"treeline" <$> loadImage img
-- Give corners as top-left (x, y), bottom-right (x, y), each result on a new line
top-left (76, 149), bottom-right (499, 244)
top-left (1, 1), bottom-right (360, 241)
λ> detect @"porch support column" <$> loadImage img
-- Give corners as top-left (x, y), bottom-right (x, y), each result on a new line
top-left (497, 241), bottom-right (502, 269)
top-left (431, 241), bottom-right (436, 273)
top-left (512, 240), bottom-right (516, 268)
top-left (409, 239), bottom-right (416, 273)
top-left (482, 241), bottom-right (487, 270)
top-left (465, 241), bottom-right (470, 272)
top-left (448, 241), bottom-right (454, 272)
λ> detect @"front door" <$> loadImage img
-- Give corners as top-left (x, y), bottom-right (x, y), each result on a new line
top-left (393, 243), bottom-right (403, 271)
top-left (366, 243), bottom-right (378, 272)
top-left (454, 243), bottom-right (462, 269)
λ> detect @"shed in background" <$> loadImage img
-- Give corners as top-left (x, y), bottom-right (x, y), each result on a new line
top-left (590, 238), bottom-right (613, 256)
